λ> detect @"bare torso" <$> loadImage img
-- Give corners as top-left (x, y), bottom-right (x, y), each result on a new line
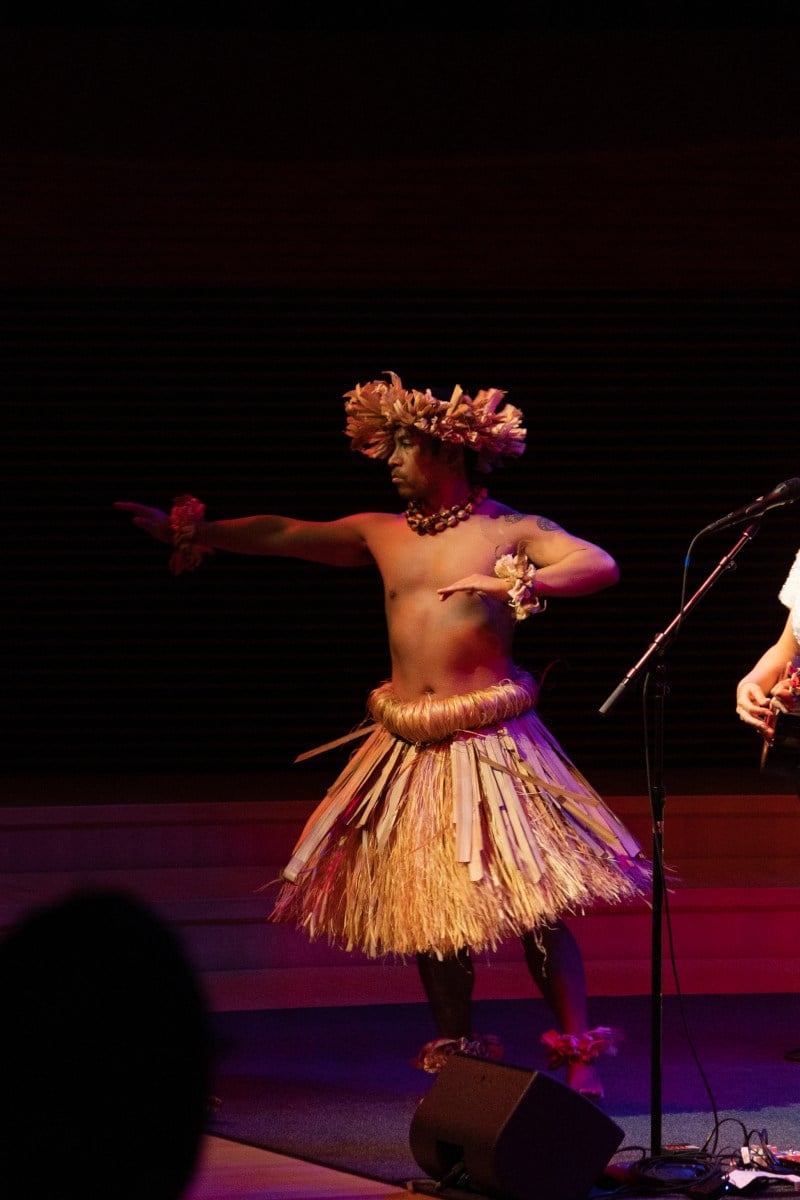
top-left (116, 476), bottom-right (617, 703)
top-left (362, 500), bottom-right (525, 700)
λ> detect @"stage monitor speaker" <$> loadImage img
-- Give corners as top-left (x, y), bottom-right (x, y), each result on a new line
top-left (409, 1052), bottom-right (624, 1200)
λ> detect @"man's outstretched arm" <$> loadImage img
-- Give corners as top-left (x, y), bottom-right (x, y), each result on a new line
top-left (114, 502), bottom-right (374, 568)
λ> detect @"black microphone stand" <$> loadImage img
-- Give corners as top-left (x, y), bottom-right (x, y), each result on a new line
top-left (598, 519), bottom-right (762, 1157)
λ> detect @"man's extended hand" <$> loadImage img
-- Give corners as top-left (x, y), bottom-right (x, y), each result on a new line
top-left (114, 502), bottom-right (172, 544)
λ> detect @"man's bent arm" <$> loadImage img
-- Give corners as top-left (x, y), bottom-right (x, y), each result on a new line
top-left (503, 514), bottom-right (619, 598)
top-left (532, 544), bottom-right (619, 597)
top-left (438, 543), bottom-right (618, 606)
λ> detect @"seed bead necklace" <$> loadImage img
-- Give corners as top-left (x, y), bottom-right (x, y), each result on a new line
top-left (405, 484), bottom-right (488, 536)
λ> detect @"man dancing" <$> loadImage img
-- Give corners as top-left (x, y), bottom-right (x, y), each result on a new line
top-left (117, 371), bottom-right (649, 1099)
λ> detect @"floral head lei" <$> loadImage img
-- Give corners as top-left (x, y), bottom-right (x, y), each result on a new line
top-left (343, 370), bottom-right (526, 474)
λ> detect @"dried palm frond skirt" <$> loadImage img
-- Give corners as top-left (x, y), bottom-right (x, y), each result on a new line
top-left (270, 671), bottom-right (650, 958)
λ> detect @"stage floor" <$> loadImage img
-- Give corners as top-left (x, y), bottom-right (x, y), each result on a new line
top-left (187, 1136), bottom-right (408, 1200)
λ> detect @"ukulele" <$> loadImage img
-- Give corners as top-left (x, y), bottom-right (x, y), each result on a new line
top-left (760, 665), bottom-right (800, 778)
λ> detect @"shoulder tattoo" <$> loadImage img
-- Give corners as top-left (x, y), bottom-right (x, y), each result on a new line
top-left (502, 512), bottom-right (561, 532)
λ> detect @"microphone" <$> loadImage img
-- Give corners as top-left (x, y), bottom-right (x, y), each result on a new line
top-left (700, 477), bottom-right (800, 535)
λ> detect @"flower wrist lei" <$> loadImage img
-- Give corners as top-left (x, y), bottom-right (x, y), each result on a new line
top-left (168, 494), bottom-right (212, 575)
top-left (540, 1026), bottom-right (621, 1068)
top-left (493, 547), bottom-right (546, 621)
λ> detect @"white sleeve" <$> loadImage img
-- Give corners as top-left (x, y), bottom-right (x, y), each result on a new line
top-left (778, 549), bottom-right (800, 611)
top-left (777, 549), bottom-right (800, 646)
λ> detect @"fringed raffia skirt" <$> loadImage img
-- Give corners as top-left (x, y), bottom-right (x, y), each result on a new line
top-left (270, 671), bottom-right (650, 958)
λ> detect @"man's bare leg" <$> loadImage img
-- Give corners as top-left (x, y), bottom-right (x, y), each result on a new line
top-left (416, 948), bottom-right (474, 1038)
top-left (522, 920), bottom-right (603, 1099)
top-left (413, 948), bottom-right (502, 1072)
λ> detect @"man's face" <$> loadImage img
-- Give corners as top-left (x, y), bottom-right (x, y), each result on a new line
top-left (387, 429), bottom-right (442, 501)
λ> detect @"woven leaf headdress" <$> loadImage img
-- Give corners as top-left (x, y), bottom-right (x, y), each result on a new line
top-left (344, 371), bottom-right (526, 473)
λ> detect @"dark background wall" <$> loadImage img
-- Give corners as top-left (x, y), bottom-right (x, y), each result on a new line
top-left (3, 15), bottom-right (800, 787)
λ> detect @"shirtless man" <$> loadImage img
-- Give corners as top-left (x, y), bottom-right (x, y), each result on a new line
top-left (117, 372), bottom-right (649, 1099)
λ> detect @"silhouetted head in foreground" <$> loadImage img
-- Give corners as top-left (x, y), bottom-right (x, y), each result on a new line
top-left (0, 889), bottom-right (212, 1200)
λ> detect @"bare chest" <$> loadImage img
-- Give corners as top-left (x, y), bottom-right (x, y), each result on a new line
top-left (372, 513), bottom-right (521, 596)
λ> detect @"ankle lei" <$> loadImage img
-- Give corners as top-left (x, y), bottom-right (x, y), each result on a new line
top-left (405, 485), bottom-right (488, 536)
top-left (540, 1026), bottom-right (621, 1068)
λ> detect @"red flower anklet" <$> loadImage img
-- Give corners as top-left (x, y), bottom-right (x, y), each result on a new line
top-left (540, 1026), bottom-right (621, 1069)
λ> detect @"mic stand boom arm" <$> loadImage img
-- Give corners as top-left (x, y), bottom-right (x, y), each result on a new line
top-left (598, 519), bottom-right (761, 1159)
top-left (599, 521), bottom-right (762, 717)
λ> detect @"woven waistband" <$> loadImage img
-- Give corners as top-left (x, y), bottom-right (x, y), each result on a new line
top-left (367, 671), bottom-right (537, 744)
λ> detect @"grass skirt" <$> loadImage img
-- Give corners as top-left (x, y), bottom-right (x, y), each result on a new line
top-left (271, 675), bottom-right (650, 958)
